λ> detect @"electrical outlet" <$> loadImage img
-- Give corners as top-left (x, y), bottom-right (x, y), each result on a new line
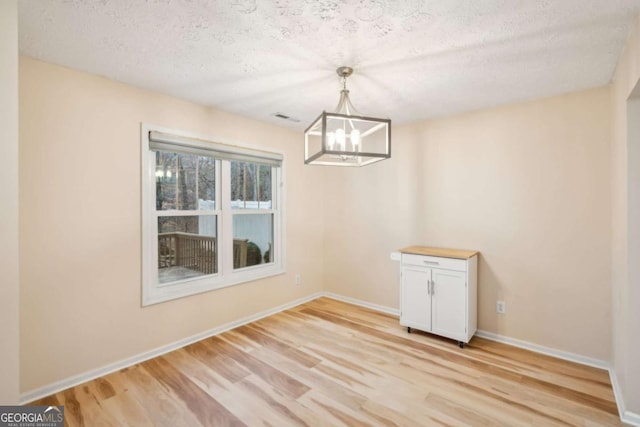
top-left (496, 301), bottom-right (506, 314)
top-left (295, 274), bottom-right (301, 286)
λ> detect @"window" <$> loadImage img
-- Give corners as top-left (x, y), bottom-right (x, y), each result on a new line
top-left (156, 151), bottom-right (218, 284)
top-left (142, 125), bottom-right (284, 305)
top-left (231, 161), bottom-right (274, 268)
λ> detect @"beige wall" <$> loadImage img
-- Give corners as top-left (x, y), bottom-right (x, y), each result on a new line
top-left (324, 87), bottom-right (612, 361)
top-left (0, 0), bottom-right (20, 405)
top-left (611, 13), bottom-right (640, 417)
top-left (19, 57), bottom-right (325, 393)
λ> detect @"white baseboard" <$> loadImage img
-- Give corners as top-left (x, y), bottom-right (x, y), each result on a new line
top-left (20, 291), bottom-right (323, 404)
top-left (624, 411), bottom-right (640, 426)
top-left (322, 292), bottom-right (400, 316)
top-left (610, 369), bottom-right (640, 426)
top-left (609, 366), bottom-right (626, 421)
top-left (474, 330), bottom-right (609, 370)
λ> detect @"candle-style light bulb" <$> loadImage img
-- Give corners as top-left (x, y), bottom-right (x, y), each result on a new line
top-left (327, 132), bottom-right (336, 149)
top-left (350, 129), bottom-right (360, 151)
top-left (336, 128), bottom-right (345, 150)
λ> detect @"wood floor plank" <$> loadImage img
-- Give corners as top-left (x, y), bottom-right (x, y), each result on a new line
top-left (250, 345), bottom-right (369, 411)
top-left (162, 350), bottom-right (284, 426)
top-left (142, 357), bottom-right (246, 427)
top-left (211, 335), bottom-right (311, 399)
top-left (297, 389), bottom-right (376, 426)
top-left (118, 364), bottom-right (204, 427)
top-left (184, 340), bottom-right (251, 384)
top-left (236, 323), bottom-right (322, 368)
top-left (235, 374), bottom-right (325, 426)
top-left (60, 388), bottom-right (84, 427)
top-left (60, 384), bottom-right (120, 427)
top-left (99, 390), bottom-right (155, 427)
top-left (26, 297), bottom-right (623, 426)
top-left (173, 347), bottom-right (320, 426)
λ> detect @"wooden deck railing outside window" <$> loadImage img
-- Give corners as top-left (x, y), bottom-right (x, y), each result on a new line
top-left (158, 232), bottom-right (248, 274)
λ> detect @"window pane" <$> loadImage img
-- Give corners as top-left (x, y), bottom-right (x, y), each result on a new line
top-left (158, 215), bottom-right (217, 283)
top-left (156, 151), bottom-right (216, 211)
top-left (230, 161), bottom-right (272, 209)
top-left (232, 213), bottom-right (273, 269)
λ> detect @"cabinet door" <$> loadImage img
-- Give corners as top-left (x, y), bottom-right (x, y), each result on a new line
top-left (431, 268), bottom-right (467, 340)
top-left (400, 266), bottom-right (431, 331)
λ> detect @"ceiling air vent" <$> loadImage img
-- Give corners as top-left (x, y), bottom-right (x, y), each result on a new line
top-left (272, 112), bottom-right (300, 123)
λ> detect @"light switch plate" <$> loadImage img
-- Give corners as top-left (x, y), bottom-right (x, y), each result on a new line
top-left (390, 252), bottom-right (401, 261)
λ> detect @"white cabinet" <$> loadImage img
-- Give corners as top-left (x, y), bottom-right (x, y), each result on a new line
top-left (399, 246), bottom-right (478, 348)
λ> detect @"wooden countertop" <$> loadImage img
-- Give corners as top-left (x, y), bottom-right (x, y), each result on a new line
top-left (399, 246), bottom-right (479, 260)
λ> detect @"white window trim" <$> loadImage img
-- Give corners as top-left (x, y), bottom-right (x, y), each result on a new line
top-left (141, 123), bottom-right (286, 306)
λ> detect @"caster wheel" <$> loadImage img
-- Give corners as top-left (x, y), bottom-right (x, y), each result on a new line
top-left (407, 327), bottom-right (411, 333)
top-left (458, 341), bottom-right (464, 349)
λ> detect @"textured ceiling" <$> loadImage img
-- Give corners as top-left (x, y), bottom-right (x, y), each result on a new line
top-left (18, 0), bottom-right (640, 130)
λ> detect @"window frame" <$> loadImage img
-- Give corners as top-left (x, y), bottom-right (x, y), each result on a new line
top-left (141, 124), bottom-right (286, 306)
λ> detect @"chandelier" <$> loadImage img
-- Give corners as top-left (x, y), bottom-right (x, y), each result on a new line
top-left (304, 67), bottom-right (391, 166)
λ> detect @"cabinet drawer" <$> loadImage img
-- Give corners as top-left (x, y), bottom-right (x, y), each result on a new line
top-left (401, 253), bottom-right (467, 272)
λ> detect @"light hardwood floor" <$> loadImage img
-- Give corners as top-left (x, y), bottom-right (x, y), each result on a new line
top-left (30, 297), bottom-right (622, 426)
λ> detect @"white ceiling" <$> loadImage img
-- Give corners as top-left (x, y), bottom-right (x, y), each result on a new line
top-left (18, 0), bottom-right (640, 130)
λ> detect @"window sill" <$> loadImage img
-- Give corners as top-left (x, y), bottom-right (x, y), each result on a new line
top-left (142, 266), bottom-right (285, 306)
